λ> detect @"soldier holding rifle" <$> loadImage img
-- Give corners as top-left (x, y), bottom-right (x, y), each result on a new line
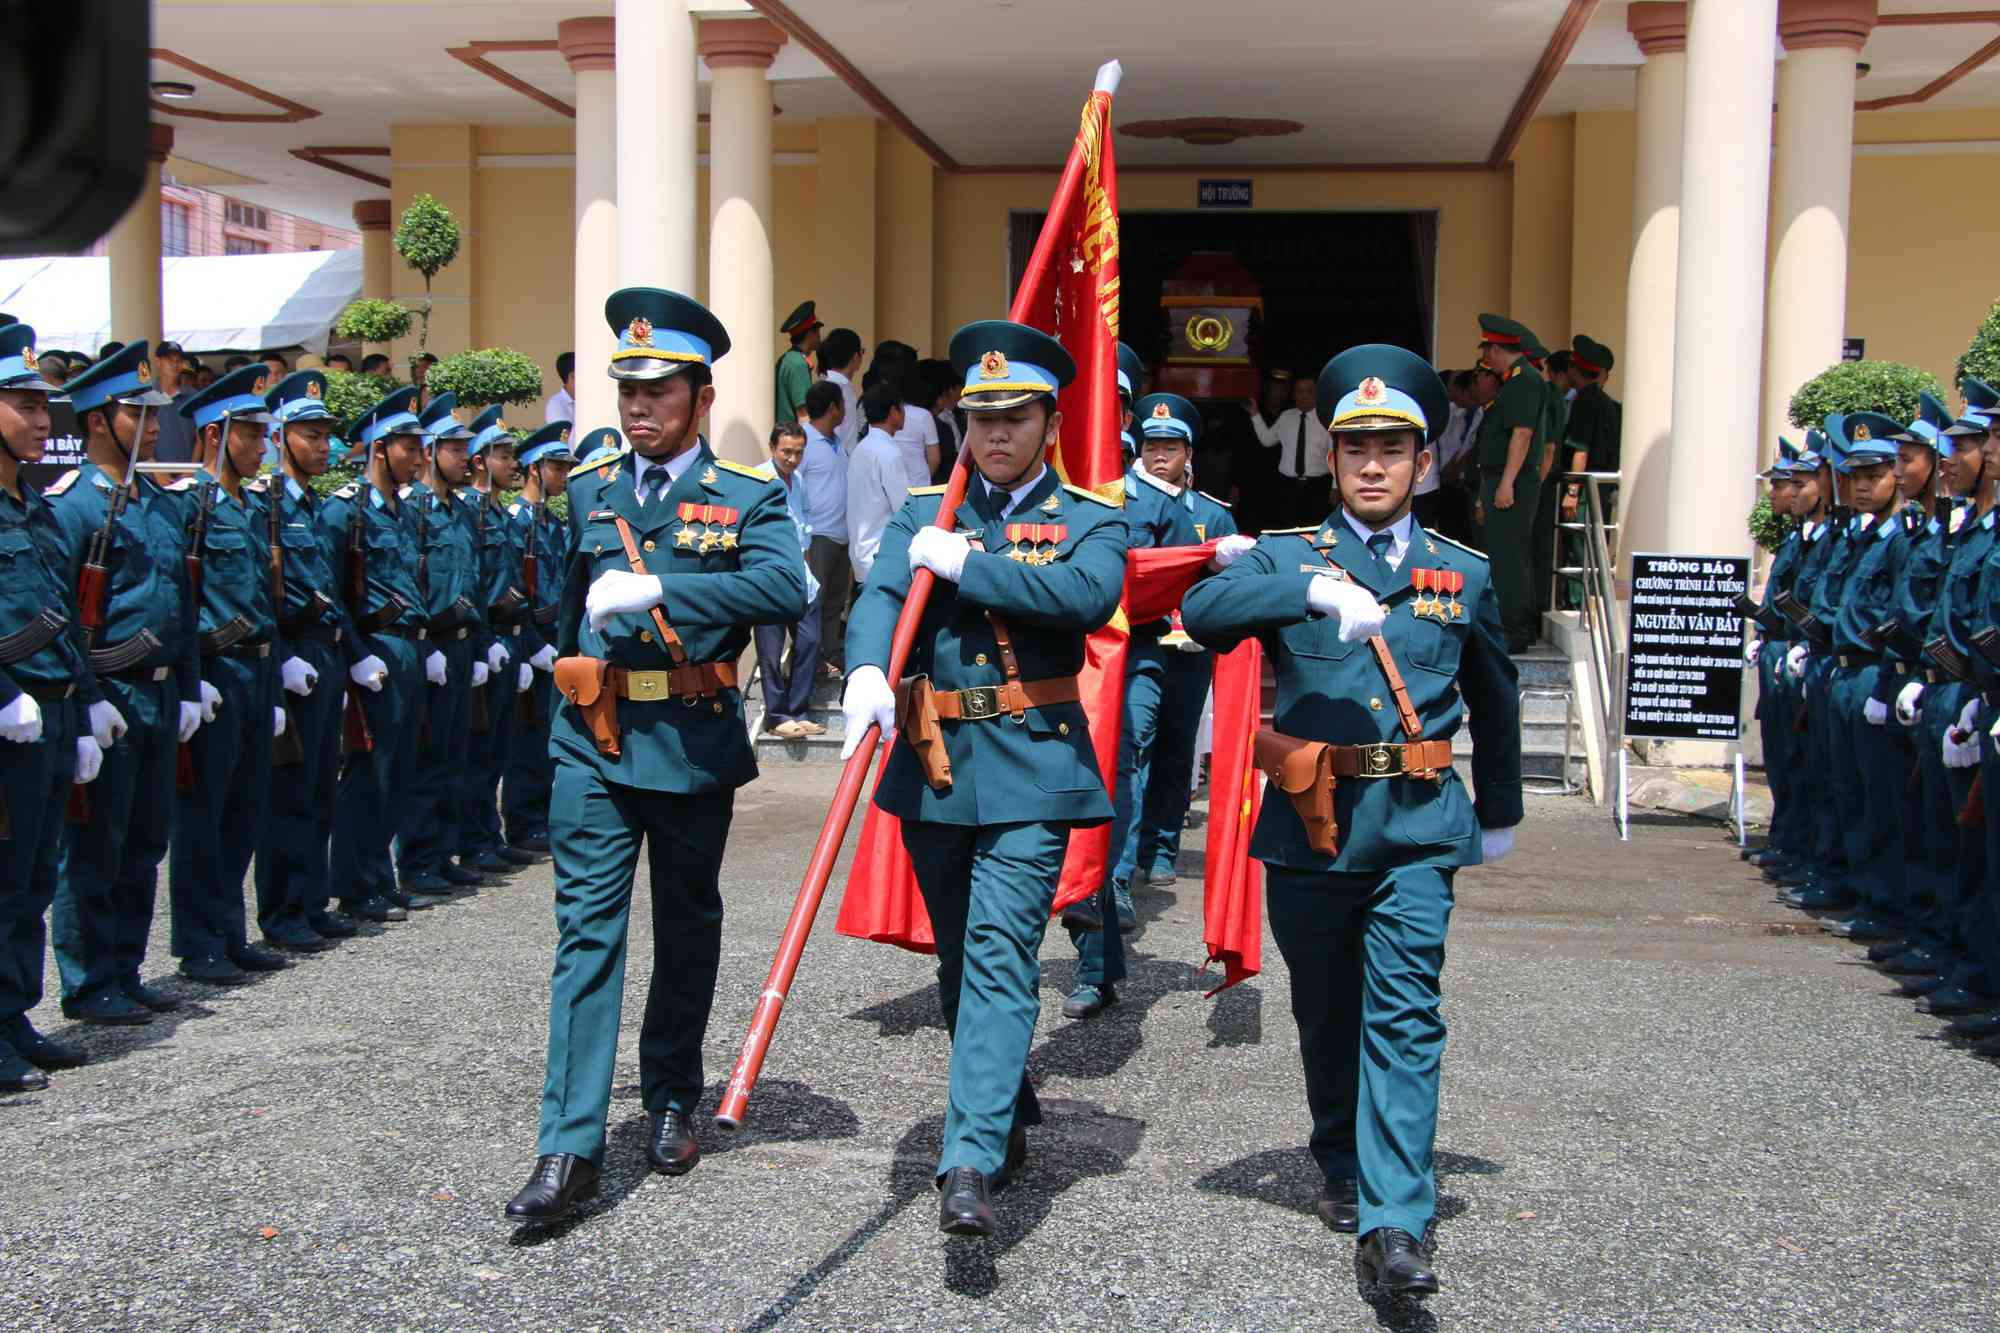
top-left (500, 420), bottom-right (578, 853)
top-left (459, 407), bottom-right (537, 873)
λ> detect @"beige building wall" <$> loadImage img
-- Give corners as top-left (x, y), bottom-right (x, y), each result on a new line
top-left (1507, 116), bottom-right (1575, 351)
top-left (1568, 111), bottom-right (1637, 402)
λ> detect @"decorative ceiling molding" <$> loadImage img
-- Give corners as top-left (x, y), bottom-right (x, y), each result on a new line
top-left (290, 146), bottom-right (391, 190)
top-left (1121, 118), bottom-right (1304, 148)
top-left (1877, 10), bottom-right (2000, 25)
top-left (956, 161), bottom-right (1490, 176)
top-left (742, 0), bottom-right (957, 170)
top-left (1858, 28), bottom-right (2000, 110)
top-left (448, 40), bottom-right (574, 119)
top-left (1488, 0), bottom-right (1600, 168)
top-left (149, 48), bottom-right (321, 124)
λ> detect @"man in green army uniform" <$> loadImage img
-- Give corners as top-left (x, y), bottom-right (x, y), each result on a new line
top-left (1471, 314), bottom-right (1545, 652)
top-left (500, 421), bottom-right (578, 853)
top-left (1184, 343), bottom-right (1523, 1301)
top-left (839, 320), bottom-right (1127, 1236)
top-left (506, 289), bottom-right (806, 1221)
top-left (1559, 335), bottom-right (1622, 519)
top-left (0, 323), bottom-right (105, 1090)
top-left (776, 300), bottom-right (820, 426)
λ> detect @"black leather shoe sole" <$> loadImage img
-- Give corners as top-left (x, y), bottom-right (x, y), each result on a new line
top-left (267, 936), bottom-right (334, 954)
top-left (1356, 1259), bottom-right (1440, 1300)
top-left (0, 1064), bottom-right (50, 1094)
top-left (504, 1174), bottom-right (599, 1221)
top-left (497, 846), bottom-right (539, 865)
top-left (62, 1004), bottom-right (152, 1027)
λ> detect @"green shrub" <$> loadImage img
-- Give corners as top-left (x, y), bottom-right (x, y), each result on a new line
top-left (1958, 300), bottom-right (2000, 391)
top-left (332, 298), bottom-right (413, 345)
top-left (1788, 360), bottom-right (1943, 430)
top-left (1747, 493), bottom-right (1787, 553)
top-left (394, 194), bottom-right (460, 285)
top-left (321, 370), bottom-right (402, 429)
top-left (427, 347), bottom-right (543, 408)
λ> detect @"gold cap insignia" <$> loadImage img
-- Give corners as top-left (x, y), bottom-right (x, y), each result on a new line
top-left (628, 316), bottom-right (654, 347)
top-left (305, 379), bottom-right (322, 398)
top-left (19, 346), bottom-right (35, 371)
top-left (1356, 377), bottom-right (1387, 406)
top-left (1852, 422), bottom-right (1871, 441)
top-left (254, 376), bottom-right (269, 395)
top-left (136, 359), bottom-right (152, 383)
top-left (979, 350), bottom-right (1008, 380)
top-left (1151, 401), bottom-right (1172, 420)
top-left (560, 427), bottom-right (570, 443)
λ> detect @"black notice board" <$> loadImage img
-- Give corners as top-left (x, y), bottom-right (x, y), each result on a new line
top-left (1622, 552), bottom-right (1751, 741)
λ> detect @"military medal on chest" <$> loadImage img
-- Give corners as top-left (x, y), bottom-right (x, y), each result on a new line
top-left (1411, 567), bottom-right (1464, 622)
top-left (1004, 522), bottom-right (1065, 565)
top-left (675, 501), bottom-right (740, 553)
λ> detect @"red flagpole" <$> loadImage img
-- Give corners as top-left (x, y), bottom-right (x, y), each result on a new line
top-left (716, 62), bottom-right (1124, 1131)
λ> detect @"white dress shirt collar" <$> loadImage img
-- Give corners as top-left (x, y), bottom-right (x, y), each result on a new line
top-left (985, 464), bottom-right (1048, 519)
top-left (636, 444), bottom-right (700, 498)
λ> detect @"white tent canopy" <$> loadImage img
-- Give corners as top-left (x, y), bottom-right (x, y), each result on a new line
top-left (0, 249), bottom-right (364, 358)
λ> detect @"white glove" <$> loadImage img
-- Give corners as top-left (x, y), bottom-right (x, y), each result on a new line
top-left (530, 644), bottom-right (557, 672)
top-left (424, 650), bottom-right (448, 686)
top-left (1863, 698), bottom-right (1889, 727)
top-left (86, 699), bottom-right (126, 747)
top-left (1945, 728), bottom-right (1982, 768)
top-left (471, 660), bottom-right (491, 688)
top-left (279, 655), bottom-right (318, 697)
top-left (486, 642), bottom-right (509, 674)
top-left (1305, 574), bottom-right (1387, 643)
top-left (517, 662), bottom-right (533, 692)
top-left (585, 570), bottom-right (663, 632)
top-left (1745, 641), bottom-right (1760, 666)
top-left (1957, 698), bottom-right (1981, 736)
top-left (272, 706), bottom-right (287, 739)
top-left (1207, 533), bottom-right (1257, 572)
top-left (1480, 826), bottom-right (1515, 864)
top-left (1785, 644), bottom-right (1808, 679)
top-left (908, 527), bottom-right (971, 584)
top-left (0, 693), bottom-right (43, 744)
top-left (177, 701), bottom-right (202, 743)
top-left (73, 735), bottom-right (102, 784)
top-left (198, 679), bottom-right (223, 722)
top-left (1896, 681), bottom-right (1924, 726)
top-left (349, 654), bottom-right (388, 692)
top-left (1990, 711), bottom-right (2000, 741)
top-left (839, 665), bottom-right (898, 760)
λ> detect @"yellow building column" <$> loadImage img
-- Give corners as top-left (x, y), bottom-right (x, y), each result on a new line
top-left (352, 198), bottom-right (393, 360)
top-left (560, 16), bottom-right (619, 432)
top-left (615, 0), bottom-right (697, 292)
top-left (106, 124), bottom-right (173, 344)
top-left (1761, 0), bottom-right (1876, 457)
top-left (699, 18), bottom-right (785, 465)
top-left (814, 119), bottom-right (878, 351)
top-left (1616, 4), bottom-right (1687, 569)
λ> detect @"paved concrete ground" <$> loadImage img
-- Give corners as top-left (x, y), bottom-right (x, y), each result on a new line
top-left (4, 768), bottom-right (1997, 1332)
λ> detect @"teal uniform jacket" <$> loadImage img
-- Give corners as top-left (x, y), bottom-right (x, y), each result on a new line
top-left (1808, 516), bottom-right (1867, 630)
top-left (170, 470), bottom-right (279, 648)
top-left (318, 482), bottom-right (424, 653)
top-left (553, 442), bottom-right (807, 793)
top-left (1832, 512), bottom-right (1905, 664)
top-left (0, 482), bottom-right (97, 706)
top-left (1182, 516), bottom-right (1522, 872)
top-left (407, 485), bottom-right (481, 636)
top-left (46, 465), bottom-right (198, 701)
top-left (470, 489), bottom-right (527, 654)
top-left (258, 476), bottom-right (353, 655)
top-left (508, 498), bottom-right (570, 658)
top-left (1933, 508), bottom-right (1997, 676)
top-left (1184, 488), bottom-right (1239, 544)
top-left (846, 467), bottom-right (1127, 827)
top-left (1896, 505), bottom-right (1958, 670)
top-left (1759, 526), bottom-right (1803, 646)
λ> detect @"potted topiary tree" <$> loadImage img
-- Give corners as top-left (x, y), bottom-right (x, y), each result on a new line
top-left (425, 347), bottom-right (543, 409)
top-left (393, 193), bottom-right (461, 377)
top-left (332, 297), bottom-right (413, 349)
top-left (1788, 359), bottom-right (1943, 430)
top-left (1958, 300), bottom-right (2000, 392)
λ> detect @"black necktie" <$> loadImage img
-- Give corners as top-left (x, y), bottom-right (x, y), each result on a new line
top-left (639, 467), bottom-right (668, 507)
top-left (1367, 532), bottom-right (1393, 564)
top-left (1291, 413), bottom-right (1308, 479)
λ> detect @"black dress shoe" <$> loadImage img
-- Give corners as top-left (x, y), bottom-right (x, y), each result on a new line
top-left (306, 912), bottom-right (360, 939)
top-left (122, 978), bottom-right (181, 1012)
top-left (401, 873), bottom-right (454, 896)
top-left (646, 1110), bottom-right (701, 1175)
top-left (1865, 938), bottom-right (1912, 964)
top-left (441, 863), bottom-right (487, 887)
top-left (229, 944), bottom-right (291, 973)
top-left (1356, 1227), bottom-right (1439, 1299)
top-left (179, 955), bottom-right (250, 986)
top-left (345, 897), bottom-right (406, 923)
top-left (1920, 987), bottom-right (1988, 1016)
top-left (387, 889), bottom-right (441, 912)
top-left (0, 1053), bottom-right (49, 1094)
top-left (1062, 983), bottom-right (1116, 1020)
top-left (470, 851), bottom-right (511, 873)
top-left (1316, 1176), bottom-right (1359, 1233)
top-left (1970, 1031), bottom-right (2000, 1058)
top-left (497, 845), bottom-right (538, 866)
top-left (1947, 1010), bottom-right (2000, 1040)
top-left (7, 1022), bottom-right (87, 1071)
top-left (61, 990), bottom-right (153, 1025)
top-left (511, 832), bottom-right (551, 853)
top-left (938, 1167), bottom-right (995, 1237)
top-left (266, 933), bottom-right (333, 954)
top-left (504, 1153), bottom-right (599, 1221)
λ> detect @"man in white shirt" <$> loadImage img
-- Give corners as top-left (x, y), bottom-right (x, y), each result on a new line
top-left (545, 351), bottom-right (575, 424)
top-left (819, 327), bottom-right (864, 452)
top-left (752, 423), bottom-right (826, 737)
top-left (798, 381), bottom-right (852, 671)
top-left (894, 393), bottom-right (940, 488)
top-left (1247, 374), bottom-right (1331, 527)
top-left (845, 381), bottom-right (909, 583)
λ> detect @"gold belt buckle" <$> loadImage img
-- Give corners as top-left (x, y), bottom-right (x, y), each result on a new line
top-left (625, 669), bottom-right (672, 702)
top-left (958, 685), bottom-right (1001, 720)
top-left (1358, 742), bottom-right (1401, 777)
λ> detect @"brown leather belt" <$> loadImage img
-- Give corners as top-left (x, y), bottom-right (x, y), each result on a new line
top-left (928, 676), bottom-right (1079, 721)
top-left (608, 661), bottom-right (737, 702)
top-left (1327, 738), bottom-right (1453, 779)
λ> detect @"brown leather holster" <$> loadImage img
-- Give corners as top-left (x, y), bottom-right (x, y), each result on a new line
top-left (894, 676), bottom-right (952, 790)
top-left (555, 656), bottom-right (621, 759)
top-left (1255, 729), bottom-right (1338, 855)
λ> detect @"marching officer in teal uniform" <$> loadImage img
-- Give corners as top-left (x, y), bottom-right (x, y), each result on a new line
top-left (398, 392), bottom-right (486, 897)
top-left (48, 342), bottom-right (203, 1023)
top-left (839, 321), bottom-right (1126, 1236)
top-left (253, 369), bottom-right (358, 949)
top-left (1747, 442), bottom-right (1805, 875)
top-left (1183, 344), bottom-right (1523, 1300)
top-left (0, 323), bottom-right (104, 1089)
top-left (324, 386), bottom-right (432, 922)
top-left (167, 365), bottom-right (290, 982)
top-left (1057, 392), bottom-right (1201, 1022)
top-left (1471, 314), bottom-right (1546, 652)
top-left (459, 406), bottom-right (537, 871)
top-left (500, 420), bottom-right (578, 853)
top-left (506, 289), bottom-right (806, 1221)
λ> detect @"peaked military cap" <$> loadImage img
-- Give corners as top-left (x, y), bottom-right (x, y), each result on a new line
top-left (1476, 313), bottom-right (1536, 350)
top-left (1520, 332), bottom-right (1549, 367)
top-left (418, 392), bottom-right (470, 441)
top-left (1572, 335), bottom-right (1615, 376)
top-left (1904, 389), bottom-right (1953, 454)
top-left (353, 384), bottom-right (423, 448)
top-left (1824, 414), bottom-right (1894, 471)
top-left (467, 404), bottom-right (512, 455)
top-left (1134, 392), bottom-right (1199, 445)
top-left (606, 287), bottom-right (730, 382)
top-left (61, 339), bottom-right (173, 414)
top-left (0, 323), bottom-right (48, 392)
top-left (1116, 342), bottom-right (1145, 401)
top-left (1843, 411), bottom-right (1903, 449)
top-left (265, 370), bottom-right (335, 425)
top-left (1773, 437), bottom-right (1801, 475)
top-left (780, 300), bottom-right (820, 337)
top-left (1964, 376), bottom-right (2000, 415)
top-left (181, 363), bottom-right (274, 432)
top-left (519, 419), bottom-right (577, 468)
top-left (948, 320), bottom-right (1075, 413)
top-left (1797, 428), bottom-right (1828, 471)
top-left (1316, 343), bottom-right (1452, 444)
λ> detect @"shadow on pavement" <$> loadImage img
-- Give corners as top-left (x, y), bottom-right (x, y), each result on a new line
top-left (1193, 1144), bottom-right (1499, 1230)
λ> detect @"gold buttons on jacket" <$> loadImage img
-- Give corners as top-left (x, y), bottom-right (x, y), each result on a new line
top-left (643, 539), bottom-right (657, 552)
top-left (975, 653), bottom-right (989, 666)
top-left (1059, 722), bottom-right (1070, 735)
top-left (1369, 697), bottom-right (1383, 711)
top-left (640, 630), bottom-right (654, 644)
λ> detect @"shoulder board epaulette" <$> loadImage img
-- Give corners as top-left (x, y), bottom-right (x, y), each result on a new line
top-left (575, 445), bottom-right (628, 472)
top-left (245, 476), bottom-right (270, 493)
top-left (396, 483), bottom-right (413, 499)
top-left (333, 483), bottom-right (360, 500)
top-left (1428, 530), bottom-right (1490, 562)
top-left (713, 457), bottom-right (779, 483)
top-left (1062, 483), bottom-right (1118, 508)
top-left (507, 502), bottom-right (522, 517)
top-left (164, 476), bottom-right (198, 493)
top-left (1260, 525), bottom-right (1317, 535)
top-left (42, 469), bottom-right (79, 496)
top-left (907, 484), bottom-right (947, 496)
top-left (1197, 490), bottom-right (1232, 509)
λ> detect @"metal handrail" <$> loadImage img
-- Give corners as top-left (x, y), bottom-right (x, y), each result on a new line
top-left (1562, 471), bottom-right (1624, 760)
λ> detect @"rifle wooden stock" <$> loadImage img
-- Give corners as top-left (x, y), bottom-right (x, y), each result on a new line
top-left (1961, 773), bottom-right (1984, 830)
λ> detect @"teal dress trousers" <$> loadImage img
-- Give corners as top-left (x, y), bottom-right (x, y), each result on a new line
top-left (460, 489), bottom-right (526, 860)
top-left (1753, 525), bottom-right (1803, 858)
top-left (537, 442), bottom-right (805, 1163)
top-left (1183, 512), bottom-right (1521, 1242)
top-left (1829, 512), bottom-right (1909, 920)
top-left (399, 483), bottom-right (482, 881)
top-left (846, 466), bottom-right (1126, 1179)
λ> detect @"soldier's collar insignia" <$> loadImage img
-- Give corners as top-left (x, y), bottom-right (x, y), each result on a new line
top-left (1318, 527), bottom-right (1337, 545)
top-left (1151, 400), bottom-right (1172, 419)
top-left (979, 350), bottom-right (1008, 380)
top-left (136, 359), bottom-right (152, 383)
top-left (1040, 494), bottom-right (1060, 514)
top-left (700, 465), bottom-right (719, 486)
top-left (1355, 376), bottom-right (1387, 407)
top-left (305, 379), bottom-right (321, 398)
top-left (628, 316), bottom-right (654, 346)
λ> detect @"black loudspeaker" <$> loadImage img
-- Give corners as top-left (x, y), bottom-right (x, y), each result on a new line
top-left (0, 1), bottom-right (150, 257)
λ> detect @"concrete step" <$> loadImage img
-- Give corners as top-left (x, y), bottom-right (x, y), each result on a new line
top-left (1513, 646), bottom-right (1572, 691)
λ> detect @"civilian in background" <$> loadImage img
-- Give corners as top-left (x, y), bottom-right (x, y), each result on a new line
top-left (1246, 371), bottom-right (1331, 527)
top-left (326, 353), bottom-right (354, 372)
top-left (37, 350), bottom-right (68, 387)
top-left (819, 327), bottom-right (864, 452)
top-left (1423, 369), bottom-right (1481, 542)
top-left (360, 353), bottom-right (392, 376)
top-left (798, 380), bottom-right (851, 675)
top-left (919, 358), bottom-right (962, 484)
top-left (223, 354), bottom-right (251, 373)
top-left (97, 341), bottom-right (124, 362)
top-left (259, 350), bottom-right (289, 381)
top-left (150, 340), bottom-right (199, 464)
top-left (844, 381), bottom-right (909, 584)
top-left (754, 423), bottom-right (825, 738)
top-left (192, 361), bottom-right (216, 391)
top-left (412, 351), bottom-right (438, 405)
top-left (890, 361), bottom-right (939, 488)
top-left (863, 340), bottom-right (917, 394)
top-left (546, 351), bottom-right (576, 425)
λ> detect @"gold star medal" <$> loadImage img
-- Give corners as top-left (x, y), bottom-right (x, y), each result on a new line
top-left (675, 526), bottom-right (696, 548)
